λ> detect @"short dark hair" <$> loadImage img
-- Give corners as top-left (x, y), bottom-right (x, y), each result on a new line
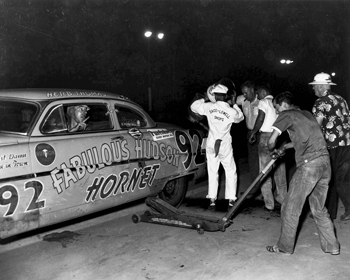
top-left (240, 80), bottom-right (255, 90)
top-left (217, 78), bottom-right (236, 97)
top-left (274, 91), bottom-right (294, 106)
top-left (256, 84), bottom-right (271, 94)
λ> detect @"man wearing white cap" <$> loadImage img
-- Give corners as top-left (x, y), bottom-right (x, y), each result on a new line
top-left (311, 72), bottom-right (350, 221)
top-left (190, 80), bottom-right (244, 210)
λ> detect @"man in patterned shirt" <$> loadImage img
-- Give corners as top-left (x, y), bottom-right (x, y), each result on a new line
top-left (311, 72), bottom-right (350, 221)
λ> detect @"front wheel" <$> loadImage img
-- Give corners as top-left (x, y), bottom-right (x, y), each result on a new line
top-left (159, 177), bottom-right (188, 208)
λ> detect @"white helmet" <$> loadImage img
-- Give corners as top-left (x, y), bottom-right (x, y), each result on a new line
top-left (206, 84), bottom-right (217, 103)
top-left (206, 78), bottom-right (236, 103)
top-left (206, 84), bottom-right (229, 103)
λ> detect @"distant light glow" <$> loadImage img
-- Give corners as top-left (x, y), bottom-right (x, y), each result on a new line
top-left (144, 31), bottom-right (164, 39)
top-left (144, 31), bottom-right (152, 37)
top-left (331, 72), bottom-right (336, 76)
top-left (280, 59), bottom-right (293, 64)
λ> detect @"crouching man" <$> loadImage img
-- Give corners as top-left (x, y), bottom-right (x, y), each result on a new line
top-left (266, 91), bottom-right (340, 255)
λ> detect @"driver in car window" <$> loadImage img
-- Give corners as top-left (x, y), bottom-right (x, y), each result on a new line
top-left (67, 105), bottom-right (91, 132)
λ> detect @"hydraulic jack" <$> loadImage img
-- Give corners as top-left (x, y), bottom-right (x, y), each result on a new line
top-left (132, 157), bottom-right (277, 234)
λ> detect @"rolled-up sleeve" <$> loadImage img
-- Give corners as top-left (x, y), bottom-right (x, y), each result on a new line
top-left (272, 112), bottom-right (291, 134)
top-left (231, 104), bottom-right (244, 123)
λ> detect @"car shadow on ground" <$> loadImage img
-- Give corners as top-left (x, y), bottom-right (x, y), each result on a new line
top-left (0, 198), bottom-right (147, 246)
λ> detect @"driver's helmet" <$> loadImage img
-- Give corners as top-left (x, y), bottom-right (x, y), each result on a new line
top-left (206, 78), bottom-right (236, 103)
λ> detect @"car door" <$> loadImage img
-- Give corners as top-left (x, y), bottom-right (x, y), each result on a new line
top-left (110, 101), bottom-right (162, 202)
top-left (111, 100), bottom-right (199, 204)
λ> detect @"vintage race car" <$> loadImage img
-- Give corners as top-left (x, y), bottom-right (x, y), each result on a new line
top-left (0, 89), bottom-right (206, 239)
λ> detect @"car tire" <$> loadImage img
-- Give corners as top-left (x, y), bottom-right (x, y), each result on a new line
top-left (159, 177), bottom-right (188, 208)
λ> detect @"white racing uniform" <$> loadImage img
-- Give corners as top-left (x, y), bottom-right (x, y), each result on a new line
top-left (191, 98), bottom-right (244, 201)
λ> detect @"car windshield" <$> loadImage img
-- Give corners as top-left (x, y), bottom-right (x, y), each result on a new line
top-left (0, 100), bottom-right (38, 133)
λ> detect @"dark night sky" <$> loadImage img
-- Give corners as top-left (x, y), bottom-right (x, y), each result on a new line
top-left (1, 0), bottom-right (350, 116)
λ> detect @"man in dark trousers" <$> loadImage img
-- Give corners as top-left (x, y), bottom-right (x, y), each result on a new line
top-left (266, 91), bottom-right (340, 255)
top-left (311, 72), bottom-right (350, 221)
top-left (249, 84), bottom-right (287, 211)
top-left (236, 81), bottom-right (260, 196)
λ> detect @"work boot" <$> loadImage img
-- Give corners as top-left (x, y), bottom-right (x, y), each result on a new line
top-left (227, 199), bottom-right (235, 211)
top-left (208, 199), bottom-right (216, 212)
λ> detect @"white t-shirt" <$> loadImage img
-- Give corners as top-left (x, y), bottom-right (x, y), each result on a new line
top-left (258, 95), bottom-right (277, 133)
top-left (237, 95), bottom-right (260, 130)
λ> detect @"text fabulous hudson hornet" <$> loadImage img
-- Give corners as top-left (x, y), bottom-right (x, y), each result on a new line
top-left (0, 89), bottom-right (206, 239)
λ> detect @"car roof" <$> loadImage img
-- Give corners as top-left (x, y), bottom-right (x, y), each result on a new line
top-left (0, 88), bottom-right (134, 103)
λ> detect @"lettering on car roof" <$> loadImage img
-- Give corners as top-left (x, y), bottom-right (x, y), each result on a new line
top-left (46, 91), bottom-right (107, 98)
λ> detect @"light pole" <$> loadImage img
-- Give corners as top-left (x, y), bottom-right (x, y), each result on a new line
top-left (144, 30), bottom-right (164, 112)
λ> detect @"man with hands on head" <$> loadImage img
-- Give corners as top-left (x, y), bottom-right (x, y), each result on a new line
top-left (190, 78), bottom-right (244, 211)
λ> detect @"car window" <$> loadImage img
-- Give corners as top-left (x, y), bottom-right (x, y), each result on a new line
top-left (82, 104), bottom-right (113, 131)
top-left (0, 101), bottom-right (37, 133)
top-left (114, 105), bottom-right (147, 128)
top-left (41, 105), bottom-right (67, 133)
top-left (41, 103), bottom-right (113, 134)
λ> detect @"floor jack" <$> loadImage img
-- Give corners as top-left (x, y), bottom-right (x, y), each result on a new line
top-left (132, 157), bottom-right (277, 234)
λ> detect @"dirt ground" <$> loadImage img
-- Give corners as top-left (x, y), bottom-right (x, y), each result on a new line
top-left (0, 158), bottom-right (349, 280)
